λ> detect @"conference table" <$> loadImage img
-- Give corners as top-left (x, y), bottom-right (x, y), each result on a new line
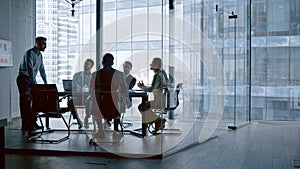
top-left (57, 90), bottom-right (149, 137)
top-left (126, 90), bottom-right (149, 137)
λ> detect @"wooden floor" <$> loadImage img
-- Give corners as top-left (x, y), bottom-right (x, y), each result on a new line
top-left (5, 115), bottom-right (209, 157)
top-left (4, 119), bottom-right (300, 169)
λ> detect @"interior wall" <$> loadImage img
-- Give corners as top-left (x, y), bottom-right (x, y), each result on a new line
top-left (10, 0), bottom-right (36, 120)
top-left (0, 0), bottom-right (35, 121)
top-left (0, 0), bottom-right (11, 120)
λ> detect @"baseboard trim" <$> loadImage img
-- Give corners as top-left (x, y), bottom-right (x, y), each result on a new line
top-left (7, 116), bottom-right (21, 125)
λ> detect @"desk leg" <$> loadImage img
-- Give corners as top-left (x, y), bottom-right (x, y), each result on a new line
top-left (142, 123), bottom-right (147, 136)
top-left (46, 116), bottom-right (50, 129)
top-left (142, 96), bottom-right (148, 103)
top-left (0, 126), bottom-right (5, 169)
top-left (141, 95), bottom-right (148, 136)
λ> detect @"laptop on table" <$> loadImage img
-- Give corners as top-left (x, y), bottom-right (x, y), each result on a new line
top-left (62, 79), bottom-right (72, 92)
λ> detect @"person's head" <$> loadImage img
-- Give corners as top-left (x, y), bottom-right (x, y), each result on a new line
top-left (123, 61), bottom-right (133, 75)
top-left (150, 57), bottom-right (162, 71)
top-left (35, 37), bottom-right (47, 52)
top-left (102, 53), bottom-right (114, 67)
top-left (84, 58), bottom-right (94, 71)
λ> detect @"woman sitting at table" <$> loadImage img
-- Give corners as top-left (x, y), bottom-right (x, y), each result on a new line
top-left (137, 57), bottom-right (168, 131)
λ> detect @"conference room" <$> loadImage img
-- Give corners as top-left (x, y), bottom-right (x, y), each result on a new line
top-left (1, 0), bottom-right (219, 159)
top-left (0, 0), bottom-right (299, 168)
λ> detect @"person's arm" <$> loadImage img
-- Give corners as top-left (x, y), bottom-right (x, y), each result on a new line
top-left (139, 74), bottom-right (160, 92)
top-left (120, 72), bottom-right (131, 108)
top-left (120, 73), bottom-right (129, 95)
top-left (89, 72), bottom-right (96, 94)
top-left (39, 56), bottom-right (47, 84)
top-left (26, 50), bottom-right (36, 83)
top-left (129, 77), bottom-right (136, 89)
top-left (72, 73), bottom-right (80, 91)
top-left (149, 74), bottom-right (160, 91)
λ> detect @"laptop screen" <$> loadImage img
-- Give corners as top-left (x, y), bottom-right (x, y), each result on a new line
top-left (62, 80), bottom-right (72, 91)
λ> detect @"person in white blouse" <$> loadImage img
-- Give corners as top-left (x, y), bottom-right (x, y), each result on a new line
top-left (137, 57), bottom-right (169, 131)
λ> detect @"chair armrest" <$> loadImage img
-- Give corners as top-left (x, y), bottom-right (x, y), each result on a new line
top-left (59, 94), bottom-right (71, 102)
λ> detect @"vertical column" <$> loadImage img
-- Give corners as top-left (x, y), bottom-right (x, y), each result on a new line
top-left (96, 0), bottom-right (103, 68)
top-left (169, 3), bottom-right (175, 119)
top-left (247, 0), bottom-right (252, 121)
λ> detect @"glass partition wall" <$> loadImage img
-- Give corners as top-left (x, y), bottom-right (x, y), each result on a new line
top-left (213, 0), bottom-right (251, 127)
top-left (96, 0), bottom-right (246, 156)
top-left (34, 0), bottom-right (300, 158)
top-left (34, 0), bottom-right (251, 157)
top-left (99, 0), bottom-right (251, 138)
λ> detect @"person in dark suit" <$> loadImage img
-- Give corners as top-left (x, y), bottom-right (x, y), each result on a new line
top-left (93, 53), bottom-right (131, 137)
top-left (115, 61), bottom-right (137, 127)
top-left (123, 61), bottom-right (136, 90)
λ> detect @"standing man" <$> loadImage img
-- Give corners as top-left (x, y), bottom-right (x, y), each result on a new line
top-left (17, 37), bottom-right (48, 131)
top-left (72, 58), bottom-right (94, 128)
top-left (93, 53), bottom-right (131, 137)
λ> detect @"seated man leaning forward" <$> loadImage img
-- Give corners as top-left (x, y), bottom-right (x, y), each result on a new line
top-left (72, 58), bottom-right (94, 128)
top-left (137, 57), bottom-right (168, 131)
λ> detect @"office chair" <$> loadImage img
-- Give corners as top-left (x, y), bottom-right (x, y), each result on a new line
top-left (28, 84), bottom-right (71, 144)
top-left (148, 83), bottom-right (182, 135)
top-left (108, 96), bottom-right (133, 132)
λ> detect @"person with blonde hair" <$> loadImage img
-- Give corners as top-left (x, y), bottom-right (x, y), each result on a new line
top-left (137, 57), bottom-right (169, 131)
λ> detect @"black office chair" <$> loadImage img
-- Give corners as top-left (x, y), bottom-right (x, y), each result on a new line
top-left (28, 84), bottom-right (71, 143)
top-left (148, 83), bottom-right (182, 135)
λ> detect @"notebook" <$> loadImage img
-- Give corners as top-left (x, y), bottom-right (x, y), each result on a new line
top-left (62, 79), bottom-right (72, 91)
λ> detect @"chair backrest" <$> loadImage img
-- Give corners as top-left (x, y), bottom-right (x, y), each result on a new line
top-left (30, 84), bottom-right (59, 113)
top-left (166, 83), bottom-right (182, 111)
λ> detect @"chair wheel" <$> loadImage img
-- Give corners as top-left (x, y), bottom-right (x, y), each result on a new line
top-left (89, 141), bottom-right (97, 146)
top-left (89, 139), bottom-right (97, 146)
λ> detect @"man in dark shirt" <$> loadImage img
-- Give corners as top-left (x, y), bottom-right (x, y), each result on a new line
top-left (93, 53), bottom-right (130, 138)
top-left (123, 61), bottom-right (136, 90)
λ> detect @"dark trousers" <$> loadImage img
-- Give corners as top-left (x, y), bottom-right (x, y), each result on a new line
top-left (16, 74), bottom-right (35, 129)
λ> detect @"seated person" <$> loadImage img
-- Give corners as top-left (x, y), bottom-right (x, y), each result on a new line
top-left (72, 58), bottom-right (94, 128)
top-left (108, 61), bottom-right (136, 126)
top-left (123, 61), bottom-right (137, 90)
top-left (137, 57), bottom-right (168, 131)
top-left (92, 53), bottom-right (131, 137)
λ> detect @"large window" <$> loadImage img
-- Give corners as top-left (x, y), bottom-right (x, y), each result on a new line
top-left (251, 0), bottom-right (300, 120)
top-left (36, 0), bottom-right (299, 134)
